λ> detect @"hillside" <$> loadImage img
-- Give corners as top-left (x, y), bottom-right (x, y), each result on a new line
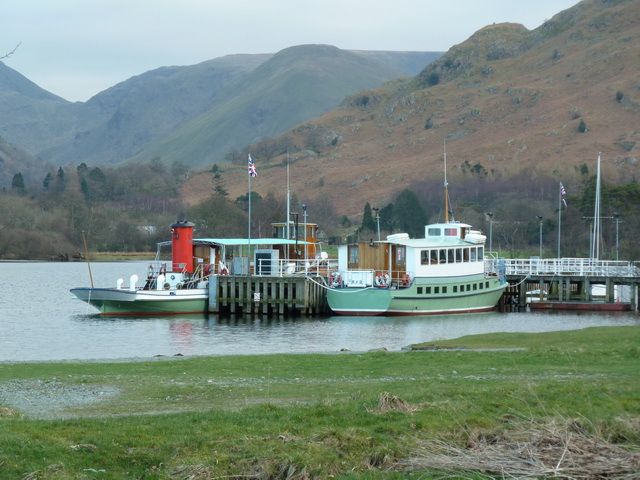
top-left (129, 45), bottom-right (440, 168)
top-left (0, 48), bottom-right (440, 171)
top-left (186, 0), bottom-right (640, 217)
top-left (40, 54), bottom-right (272, 166)
top-left (0, 136), bottom-right (44, 188)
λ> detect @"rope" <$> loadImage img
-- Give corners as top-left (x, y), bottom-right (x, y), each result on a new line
top-left (508, 275), bottom-right (530, 288)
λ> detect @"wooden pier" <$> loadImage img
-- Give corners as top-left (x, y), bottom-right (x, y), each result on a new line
top-left (495, 258), bottom-right (640, 312)
top-left (208, 274), bottom-right (328, 317)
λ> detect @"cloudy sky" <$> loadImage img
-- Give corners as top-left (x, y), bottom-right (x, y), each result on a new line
top-left (3, 0), bottom-right (579, 102)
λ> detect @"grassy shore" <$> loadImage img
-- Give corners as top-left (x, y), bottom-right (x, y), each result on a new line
top-left (1, 326), bottom-right (638, 479)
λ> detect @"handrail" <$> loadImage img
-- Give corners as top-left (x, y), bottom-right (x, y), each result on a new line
top-left (488, 258), bottom-right (640, 278)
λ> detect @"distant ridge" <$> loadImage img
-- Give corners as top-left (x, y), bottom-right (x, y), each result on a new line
top-left (130, 44), bottom-right (441, 167)
top-left (183, 0), bottom-right (640, 216)
top-left (0, 46), bottom-right (441, 172)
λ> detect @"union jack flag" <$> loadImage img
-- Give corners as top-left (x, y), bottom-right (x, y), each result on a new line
top-left (560, 182), bottom-right (567, 207)
top-left (248, 154), bottom-right (257, 177)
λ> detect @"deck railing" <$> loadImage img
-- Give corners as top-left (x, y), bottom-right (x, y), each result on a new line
top-left (488, 258), bottom-right (640, 278)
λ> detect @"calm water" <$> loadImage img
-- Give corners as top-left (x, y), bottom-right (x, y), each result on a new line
top-left (0, 261), bottom-right (638, 362)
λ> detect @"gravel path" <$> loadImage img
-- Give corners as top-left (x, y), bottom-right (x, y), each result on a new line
top-left (0, 379), bottom-right (119, 419)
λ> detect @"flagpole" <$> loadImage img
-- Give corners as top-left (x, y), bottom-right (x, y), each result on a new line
top-left (557, 182), bottom-right (562, 259)
top-left (286, 150), bottom-right (290, 261)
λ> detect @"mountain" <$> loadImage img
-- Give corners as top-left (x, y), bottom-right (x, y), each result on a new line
top-left (0, 136), bottom-right (45, 188)
top-left (40, 54), bottom-right (272, 166)
top-left (0, 47), bottom-right (441, 169)
top-left (351, 50), bottom-right (442, 76)
top-left (185, 0), bottom-right (640, 216)
top-left (0, 62), bottom-right (87, 155)
top-left (128, 45), bottom-right (441, 167)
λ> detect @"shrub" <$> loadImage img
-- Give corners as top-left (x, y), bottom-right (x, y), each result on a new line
top-left (578, 119), bottom-right (588, 133)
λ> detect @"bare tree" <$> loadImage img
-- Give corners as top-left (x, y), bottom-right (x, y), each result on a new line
top-left (1, 42), bottom-right (21, 60)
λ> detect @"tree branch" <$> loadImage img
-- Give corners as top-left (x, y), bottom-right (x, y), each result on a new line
top-left (1, 42), bottom-right (22, 60)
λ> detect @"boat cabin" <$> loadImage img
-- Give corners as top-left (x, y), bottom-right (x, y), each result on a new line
top-left (337, 222), bottom-right (487, 286)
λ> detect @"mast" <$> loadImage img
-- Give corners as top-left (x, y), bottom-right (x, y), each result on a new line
top-left (443, 139), bottom-right (449, 223)
top-left (591, 153), bottom-right (602, 259)
top-left (286, 150), bottom-right (291, 260)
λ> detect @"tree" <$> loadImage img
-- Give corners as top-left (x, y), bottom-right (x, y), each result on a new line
top-left (42, 173), bottom-right (53, 191)
top-left (11, 172), bottom-right (26, 195)
top-left (360, 202), bottom-right (376, 232)
top-left (211, 164), bottom-right (228, 197)
top-left (578, 119), bottom-right (588, 133)
top-left (393, 189), bottom-right (427, 237)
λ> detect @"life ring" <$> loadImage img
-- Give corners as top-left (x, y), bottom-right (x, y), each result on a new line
top-left (374, 271), bottom-right (389, 288)
top-left (219, 266), bottom-right (229, 275)
top-left (329, 272), bottom-right (342, 288)
top-left (401, 273), bottom-right (411, 287)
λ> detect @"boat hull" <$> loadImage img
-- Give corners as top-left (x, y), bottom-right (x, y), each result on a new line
top-left (327, 274), bottom-right (506, 316)
top-left (71, 288), bottom-right (208, 316)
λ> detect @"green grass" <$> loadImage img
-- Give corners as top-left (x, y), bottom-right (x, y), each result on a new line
top-left (0, 326), bottom-right (638, 478)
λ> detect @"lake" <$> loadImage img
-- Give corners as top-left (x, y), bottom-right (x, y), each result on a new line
top-left (0, 261), bottom-right (638, 362)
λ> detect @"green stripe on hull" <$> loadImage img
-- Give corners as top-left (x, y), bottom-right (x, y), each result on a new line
top-left (90, 298), bottom-right (208, 316)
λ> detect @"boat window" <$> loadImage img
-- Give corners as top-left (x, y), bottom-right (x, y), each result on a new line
top-left (396, 246), bottom-right (405, 264)
top-left (463, 248), bottom-right (470, 262)
top-left (479, 282), bottom-right (483, 289)
top-left (453, 285), bottom-right (458, 293)
top-left (434, 286), bottom-right (440, 294)
top-left (425, 286), bottom-right (431, 294)
top-left (455, 248), bottom-right (462, 262)
top-left (428, 228), bottom-right (441, 236)
top-left (430, 250), bottom-right (438, 264)
top-left (444, 228), bottom-right (458, 236)
top-left (485, 281), bottom-right (489, 288)
top-left (439, 249), bottom-right (447, 264)
top-left (470, 248), bottom-right (477, 262)
top-left (466, 284), bottom-right (471, 291)
top-left (447, 249), bottom-right (454, 263)
top-left (442, 286), bottom-right (447, 293)
top-left (478, 247), bottom-right (484, 259)
top-left (473, 283), bottom-right (478, 290)
top-left (417, 287), bottom-right (423, 294)
top-left (348, 245), bottom-right (359, 264)
top-left (420, 250), bottom-right (429, 265)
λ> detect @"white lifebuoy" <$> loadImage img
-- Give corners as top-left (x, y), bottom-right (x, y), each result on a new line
top-left (219, 266), bottom-right (229, 275)
top-left (402, 273), bottom-right (411, 287)
top-left (374, 271), bottom-right (391, 288)
top-left (329, 272), bottom-right (342, 287)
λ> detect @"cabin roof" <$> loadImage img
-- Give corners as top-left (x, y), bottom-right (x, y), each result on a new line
top-left (158, 238), bottom-right (313, 247)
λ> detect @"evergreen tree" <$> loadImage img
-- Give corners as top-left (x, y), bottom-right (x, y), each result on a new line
top-left (211, 164), bottom-right (228, 197)
top-left (360, 202), bottom-right (376, 232)
top-left (11, 172), bottom-right (26, 195)
top-left (42, 172), bottom-right (53, 191)
top-left (393, 189), bottom-right (427, 237)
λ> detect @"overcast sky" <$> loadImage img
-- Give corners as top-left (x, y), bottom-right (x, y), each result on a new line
top-left (3, 0), bottom-right (579, 102)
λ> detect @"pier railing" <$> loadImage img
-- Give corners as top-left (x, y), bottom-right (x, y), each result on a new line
top-left (490, 258), bottom-right (640, 278)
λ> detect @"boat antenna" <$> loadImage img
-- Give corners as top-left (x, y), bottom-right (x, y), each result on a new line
top-left (443, 139), bottom-right (454, 223)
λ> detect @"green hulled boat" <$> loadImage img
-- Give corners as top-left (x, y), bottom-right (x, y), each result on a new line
top-left (326, 222), bottom-right (507, 316)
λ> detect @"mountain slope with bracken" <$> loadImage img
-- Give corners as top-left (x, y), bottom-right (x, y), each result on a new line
top-left (189, 0), bottom-right (640, 217)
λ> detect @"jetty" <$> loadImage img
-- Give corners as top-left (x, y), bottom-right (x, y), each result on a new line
top-left (496, 257), bottom-right (640, 312)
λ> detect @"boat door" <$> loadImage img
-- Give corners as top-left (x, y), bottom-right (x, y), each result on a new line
top-left (391, 245), bottom-right (406, 284)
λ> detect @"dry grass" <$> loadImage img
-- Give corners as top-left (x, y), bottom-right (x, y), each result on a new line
top-left (367, 392), bottom-right (421, 415)
top-left (401, 417), bottom-right (640, 479)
